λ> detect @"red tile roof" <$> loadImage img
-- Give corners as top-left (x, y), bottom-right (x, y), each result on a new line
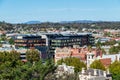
top-left (100, 58), bottom-right (111, 67)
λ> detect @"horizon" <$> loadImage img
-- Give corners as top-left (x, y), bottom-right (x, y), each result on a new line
top-left (0, 0), bottom-right (120, 23)
top-left (1, 20), bottom-right (120, 24)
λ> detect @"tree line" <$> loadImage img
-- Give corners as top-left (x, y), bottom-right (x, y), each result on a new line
top-left (0, 49), bottom-right (55, 80)
top-left (0, 49), bottom-right (120, 80)
top-left (1, 21), bottom-right (120, 32)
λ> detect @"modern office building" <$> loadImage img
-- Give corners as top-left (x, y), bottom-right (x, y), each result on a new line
top-left (14, 34), bottom-right (46, 48)
top-left (40, 32), bottom-right (94, 57)
top-left (14, 32), bottom-right (94, 58)
top-left (14, 34), bottom-right (47, 59)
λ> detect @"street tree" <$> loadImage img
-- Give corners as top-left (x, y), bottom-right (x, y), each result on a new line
top-left (57, 57), bottom-right (86, 72)
top-left (26, 49), bottom-right (40, 63)
top-left (90, 60), bottom-right (106, 70)
top-left (109, 61), bottom-right (120, 80)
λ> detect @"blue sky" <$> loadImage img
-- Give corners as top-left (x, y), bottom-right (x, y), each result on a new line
top-left (0, 0), bottom-right (120, 23)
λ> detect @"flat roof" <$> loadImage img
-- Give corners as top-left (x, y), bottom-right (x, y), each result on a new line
top-left (39, 32), bottom-right (92, 36)
top-left (14, 32), bottom-right (92, 39)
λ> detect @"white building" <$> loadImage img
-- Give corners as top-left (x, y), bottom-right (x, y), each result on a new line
top-left (102, 54), bottom-right (120, 62)
top-left (86, 52), bottom-right (95, 68)
top-left (79, 68), bottom-right (112, 80)
top-left (56, 63), bottom-right (74, 76)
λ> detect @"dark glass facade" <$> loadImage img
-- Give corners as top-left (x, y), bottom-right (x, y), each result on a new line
top-left (14, 35), bottom-right (46, 48)
top-left (45, 33), bottom-right (94, 58)
top-left (14, 35), bottom-right (47, 59)
top-left (14, 33), bottom-right (94, 58)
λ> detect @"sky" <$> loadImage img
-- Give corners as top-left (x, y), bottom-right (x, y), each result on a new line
top-left (0, 0), bottom-right (120, 23)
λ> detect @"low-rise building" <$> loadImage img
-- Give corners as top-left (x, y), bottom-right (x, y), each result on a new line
top-left (98, 37), bottom-right (111, 43)
top-left (104, 29), bottom-right (120, 37)
top-left (102, 54), bottom-right (120, 62)
top-left (56, 63), bottom-right (74, 76)
top-left (55, 46), bottom-right (112, 68)
top-left (79, 68), bottom-right (112, 80)
top-left (55, 46), bottom-right (102, 63)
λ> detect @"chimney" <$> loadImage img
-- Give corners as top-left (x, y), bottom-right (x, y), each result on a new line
top-left (94, 69), bottom-right (97, 76)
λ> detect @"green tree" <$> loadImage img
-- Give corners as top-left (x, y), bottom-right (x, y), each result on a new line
top-left (26, 49), bottom-right (41, 63)
top-left (9, 38), bottom-right (14, 45)
top-left (109, 46), bottom-right (119, 54)
top-left (90, 60), bottom-right (106, 70)
top-left (33, 59), bottom-right (56, 80)
top-left (104, 40), bottom-right (116, 46)
top-left (57, 57), bottom-right (86, 72)
top-left (0, 34), bottom-right (6, 41)
top-left (0, 50), bottom-right (21, 80)
top-left (109, 61), bottom-right (120, 80)
top-left (10, 51), bottom-right (20, 62)
top-left (96, 41), bottom-right (102, 47)
top-left (101, 48), bottom-right (106, 54)
top-left (0, 50), bottom-right (57, 80)
top-left (0, 51), bottom-right (20, 63)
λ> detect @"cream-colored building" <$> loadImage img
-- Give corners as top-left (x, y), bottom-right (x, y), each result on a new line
top-left (56, 63), bottom-right (74, 76)
top-left (79, 68), bottom-right (112, 80)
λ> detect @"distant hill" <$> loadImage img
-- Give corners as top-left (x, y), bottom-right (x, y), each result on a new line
top-left (60, 20), bottom-right (102, 23)
top-left (24, 20), bottom-right (118, 24)
top-left (24, 21), bottom-right (41, 24)
top-left (1, 20), bottom-right (120, 31)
